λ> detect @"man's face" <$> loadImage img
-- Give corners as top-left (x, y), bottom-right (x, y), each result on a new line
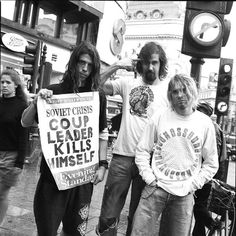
top-left (171, 83), bottom-right (193, 114)
top-left (75, 54), bottom-right (93, 87)
top-left (141, 54), bottom-right (160, 84)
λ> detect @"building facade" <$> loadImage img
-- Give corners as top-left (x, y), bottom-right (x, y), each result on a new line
top-left (1, 0), bottom-right (235, 136)
top-left (114, 1), bottom-right (235, 135)
top-left (1, 0), bottom-right (128, 124)
top-left (1, 0), bottom-right (127, 89)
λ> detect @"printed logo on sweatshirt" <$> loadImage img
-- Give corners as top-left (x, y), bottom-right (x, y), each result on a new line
top-left (129, 86), bottom-right (154, 118)
top-left (153, 127), bottom-right (201, 180)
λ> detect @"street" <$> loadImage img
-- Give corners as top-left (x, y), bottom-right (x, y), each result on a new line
top-left (1, 1), bottom-right (236, 235)
top-left (0, 146), bottom-right (131, 236)
top-left (0, 149), bottom-right (235, 236)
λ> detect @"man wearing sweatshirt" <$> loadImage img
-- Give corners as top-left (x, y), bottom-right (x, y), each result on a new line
top-left (131, 74), bottom-right (219, 236)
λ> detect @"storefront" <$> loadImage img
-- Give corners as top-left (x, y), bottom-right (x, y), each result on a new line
top-left (1, 0), bottom-right (104, 93)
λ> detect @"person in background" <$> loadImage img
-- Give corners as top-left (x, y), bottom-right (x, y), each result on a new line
top-left (96, 41), bottom-right (169, 236)
top-left (0, 69), bottom-right (29, 225)
top-left (21, 41), bottom-right (108, 236)
top-left (192, 101), bottom-right (228, 236)
top-left (131, 74), bottom-right (219, 236)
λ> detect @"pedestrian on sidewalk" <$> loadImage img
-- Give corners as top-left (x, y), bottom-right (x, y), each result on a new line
top-left (96, 41), bottom-right (169, 236)
top-left (192, 101), bottom-right (228, 236)
top-left (0, 69), bottom-right (29, 225)
top-left (130, 74), bottom-right (219, 236)
top-left (21, 41), bottom-right (108, 236)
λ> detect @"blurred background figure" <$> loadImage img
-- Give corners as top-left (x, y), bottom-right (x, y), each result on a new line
top-left (193, 101), bottom-right (228, 236)
top-left (0, 69), bottom-right (29, 225)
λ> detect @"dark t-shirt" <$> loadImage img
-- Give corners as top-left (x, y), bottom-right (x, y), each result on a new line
top-left (38, 84), bottom-right (107, 182)
top-left (213, 122), bottom-right (227, 182)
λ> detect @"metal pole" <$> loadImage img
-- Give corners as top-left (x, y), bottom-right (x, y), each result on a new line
top-left (31, 40), bottom-right (42, 94)
top-left (190, 57), bottom-right (205, 89)
top-left (217, 115), bottom-right (222, 125)
top-left (38, 45), bottom-right (47, 92)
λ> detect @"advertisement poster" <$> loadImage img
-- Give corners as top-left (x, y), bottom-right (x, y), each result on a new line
top-left (37, 92), bottom-right (99, 190)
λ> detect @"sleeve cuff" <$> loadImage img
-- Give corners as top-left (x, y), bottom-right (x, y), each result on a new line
top-left (143, 173), bottom-right (157, 185)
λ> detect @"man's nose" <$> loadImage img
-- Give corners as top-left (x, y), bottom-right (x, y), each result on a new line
top-left (82, 63), bottom-right (88, 71)
top-left (148, 63), bottom-right (153, 70)
top-left (177, 91), bottom-right (184, 97)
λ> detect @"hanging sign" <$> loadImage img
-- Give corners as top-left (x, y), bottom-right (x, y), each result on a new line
top-left (2, 33), bottom-right (28, 52)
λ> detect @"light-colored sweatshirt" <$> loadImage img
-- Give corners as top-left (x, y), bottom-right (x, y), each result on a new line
top-left (135, 107), bottom-right (219, 196)
top-left (111, 76), bottom-right (170, 156)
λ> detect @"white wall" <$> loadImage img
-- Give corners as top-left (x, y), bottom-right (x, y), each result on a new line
top-left (96, 1), bottom-right (127, 65)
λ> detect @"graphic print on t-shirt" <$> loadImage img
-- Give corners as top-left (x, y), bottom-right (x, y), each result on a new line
top-left (129, 86), bottom-right (154, 118)
top-left (153, 127), bottom-right (201, 181)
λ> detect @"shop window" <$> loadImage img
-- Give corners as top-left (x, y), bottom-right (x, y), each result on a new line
top-left (61, 19), bottom-right (78, 45)
top-left (35, 7), bottom-right (58, 37)
top-left (27, 2), bottom-right (34, 27)
top-left (1, 0), bottom-right (100, 46)
top-left (19, 1), bottom-right (25, 24)
top-left (1, 0), bottom-right (16, 21)
top-left (77, 21), bottom-right (99, 45)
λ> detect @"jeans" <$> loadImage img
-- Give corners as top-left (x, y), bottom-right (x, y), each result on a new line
top-left (97, 154), bottom-right (145, 236)
top-left (131, 185), bottom-right (194, 236)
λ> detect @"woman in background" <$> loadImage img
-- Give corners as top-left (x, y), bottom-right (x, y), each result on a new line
top-left (0, 69), bottom-right (29, 225)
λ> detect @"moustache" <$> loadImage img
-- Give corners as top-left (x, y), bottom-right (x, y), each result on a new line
top-left (145, 71), bottom-right (156, 80)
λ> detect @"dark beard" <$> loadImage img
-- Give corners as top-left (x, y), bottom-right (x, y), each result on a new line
top-left (144, 70), bottom-right (156, 84)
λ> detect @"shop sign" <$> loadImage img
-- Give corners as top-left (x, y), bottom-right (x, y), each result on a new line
top-left (2, 33), bottom-right (28, 52)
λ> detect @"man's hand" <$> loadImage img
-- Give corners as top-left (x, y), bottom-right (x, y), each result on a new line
top-left (33, 88), bottom-right (53, 105)
top-left (91, 166), bottom-right (106, 185)
top-left (116, 57), bottom-right (136, 72)
top-left (149, 180), bottom-right (157, 187)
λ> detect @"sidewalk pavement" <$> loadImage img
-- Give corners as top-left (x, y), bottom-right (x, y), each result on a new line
top-left (1, 145), bottom-right (235, 236)
top-left (0, 148), bottom-right (130, 236)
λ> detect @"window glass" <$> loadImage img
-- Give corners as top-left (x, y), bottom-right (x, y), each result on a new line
top-left (61, 19), bottom-right (78, 45)
top-left (35, 8), bottom-right (57, 37)
top-left (19, 2), bottom-right (25, 24)
top-left (1, 0), bottom-right (16, 20)
top-left (27, 2), bottom-right (34, 27)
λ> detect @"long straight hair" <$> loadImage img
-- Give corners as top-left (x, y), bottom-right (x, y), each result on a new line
top-left (61, 41), bottom-right (101, 92)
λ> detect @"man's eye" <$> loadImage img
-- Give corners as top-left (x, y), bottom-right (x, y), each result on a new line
top-left (152, 61), bottom-right (158, 65)
top-left (79, 61), bottom-right (86, 66)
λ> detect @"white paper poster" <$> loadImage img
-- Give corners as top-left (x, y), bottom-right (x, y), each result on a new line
top-left (37, 92), bottom-right (99, 190)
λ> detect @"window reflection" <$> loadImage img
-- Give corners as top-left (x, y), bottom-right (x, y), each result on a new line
top-left (19, 2), bottom-right (25, 24)
top-left (27, 2), bottom-right (34, 27)
top-left (1, 0), bottom-right (16, 20)
top-left (1, 0), bottom-right (97, 46)
top-left (61, 19), bottom-right (78, 45)
top-left (35, 8), bottom-right (57, 37)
